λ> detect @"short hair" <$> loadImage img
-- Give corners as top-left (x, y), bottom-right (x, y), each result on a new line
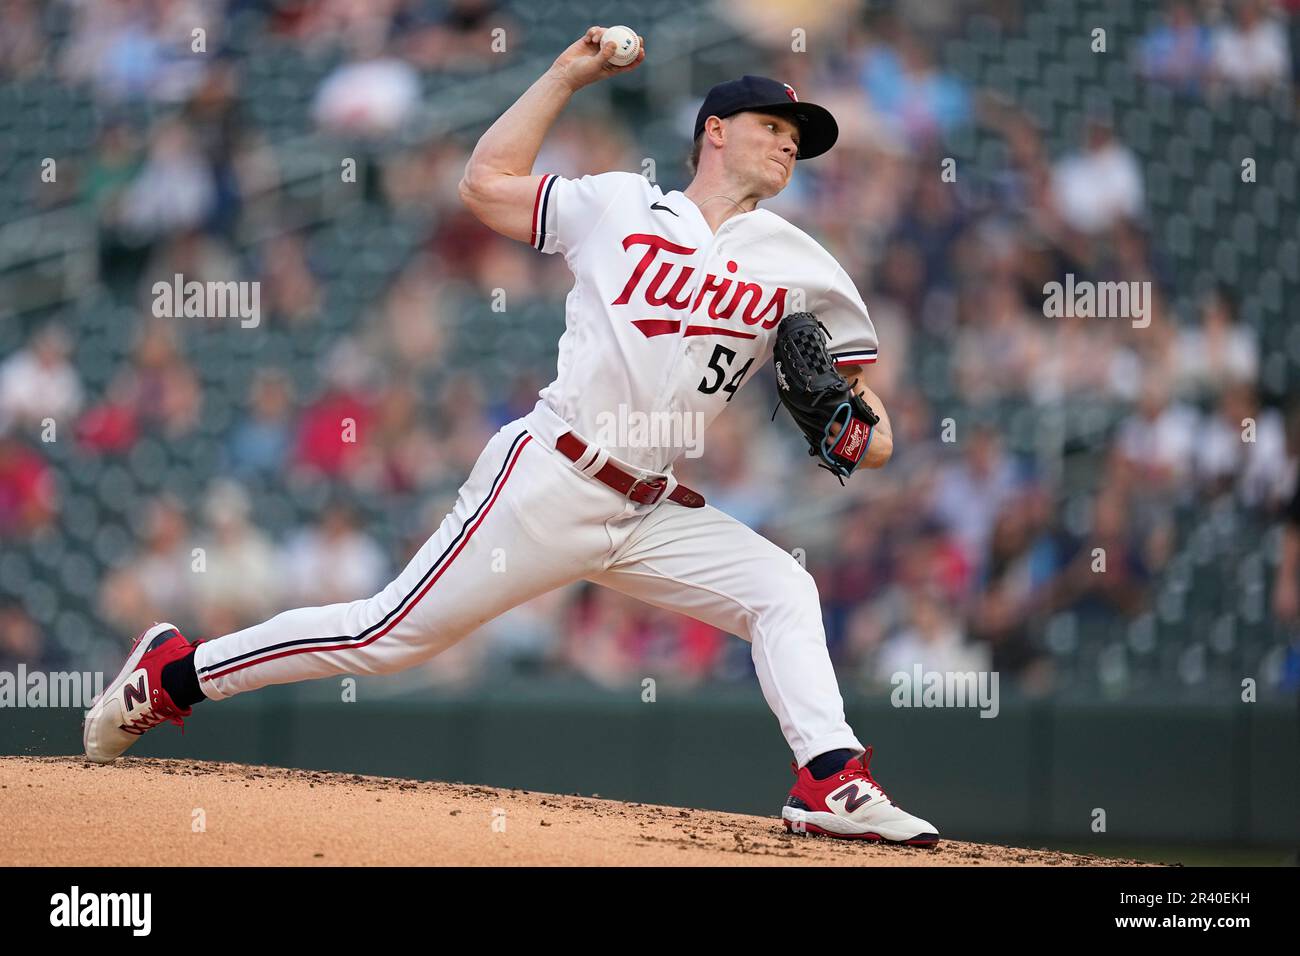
top-left (686, 132), bottom-right (703, 176)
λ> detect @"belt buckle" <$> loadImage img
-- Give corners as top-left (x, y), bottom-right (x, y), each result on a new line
top-left (626, 475), bottom-right (666, 505)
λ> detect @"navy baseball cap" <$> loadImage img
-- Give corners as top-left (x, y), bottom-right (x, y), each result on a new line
top-left (693, 75), bottom-right (839, 160)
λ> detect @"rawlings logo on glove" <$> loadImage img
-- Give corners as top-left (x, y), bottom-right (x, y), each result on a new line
top-left (771, 312), bottom-right (879, 482)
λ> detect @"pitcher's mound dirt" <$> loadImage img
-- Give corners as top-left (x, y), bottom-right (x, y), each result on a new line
top-left (0, 756), bottom-right (1149, 866)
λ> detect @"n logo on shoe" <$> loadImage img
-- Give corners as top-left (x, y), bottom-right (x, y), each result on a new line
top-left (831, 783), bottom-right (873, 813)
top-left (122, 675), bottom-right (148, 712)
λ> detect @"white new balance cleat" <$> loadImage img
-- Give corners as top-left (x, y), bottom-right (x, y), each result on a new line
top-left (781, 746), bottom-right (940, 845)
top-left (83, 623), bottom-right (197, 764)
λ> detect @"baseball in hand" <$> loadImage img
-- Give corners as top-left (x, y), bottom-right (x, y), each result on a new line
top-left (601, 25), bottom-right (641, 66)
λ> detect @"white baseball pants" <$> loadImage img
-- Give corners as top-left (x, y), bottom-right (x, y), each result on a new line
top-left (193, 401), bottom-right (864, 766)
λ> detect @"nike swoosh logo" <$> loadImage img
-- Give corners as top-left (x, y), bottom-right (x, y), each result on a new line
top-left (650, 202), bottom-right (679, 217)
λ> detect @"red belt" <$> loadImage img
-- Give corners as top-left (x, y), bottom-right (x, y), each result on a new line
top-left (555, 431), bottom-right (704, 508)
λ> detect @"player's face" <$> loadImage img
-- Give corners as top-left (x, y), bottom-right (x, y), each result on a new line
top-left (729, 111), bottom-right (799, 198)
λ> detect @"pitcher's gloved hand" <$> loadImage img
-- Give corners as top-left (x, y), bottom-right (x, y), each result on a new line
top-left (771, 311), bottom-right (879, 483)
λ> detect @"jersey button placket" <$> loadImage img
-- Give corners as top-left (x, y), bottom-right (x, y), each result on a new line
top-left (654, 225), bottom-right (728, 421)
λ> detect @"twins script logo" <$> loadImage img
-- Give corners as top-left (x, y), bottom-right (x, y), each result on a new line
top-left (612, 234), bottom-right (789, 341)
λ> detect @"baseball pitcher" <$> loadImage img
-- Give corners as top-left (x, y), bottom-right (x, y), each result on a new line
top-left (84, 27), bottom-right (939, 845)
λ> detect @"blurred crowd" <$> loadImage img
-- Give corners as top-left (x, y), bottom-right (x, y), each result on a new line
top-left (3, 0), bottom-right (1299, 694)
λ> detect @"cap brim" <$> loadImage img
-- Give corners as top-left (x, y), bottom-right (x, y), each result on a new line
top-left (748, 101), bottom-right (839, 160)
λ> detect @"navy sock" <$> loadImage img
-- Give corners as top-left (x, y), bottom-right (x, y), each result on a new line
top-left (161, 649), bottom-right (205, 709)
top-left (806, 748), bottom-right (856, 780)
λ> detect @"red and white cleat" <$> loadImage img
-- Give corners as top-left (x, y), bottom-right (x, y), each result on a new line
top-left (781, 746), bottom-right (940, 846)
top-left (83, 623), bottom-right (197, 764)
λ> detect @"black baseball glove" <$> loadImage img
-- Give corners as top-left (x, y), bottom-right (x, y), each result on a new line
top-left (771, 312), bottom-right (879, 482)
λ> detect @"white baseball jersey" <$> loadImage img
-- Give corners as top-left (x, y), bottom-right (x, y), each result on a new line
top-left (526, 171), bottom-right (879, 474)
top-left (191, 167), bottom-right (872, 773)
